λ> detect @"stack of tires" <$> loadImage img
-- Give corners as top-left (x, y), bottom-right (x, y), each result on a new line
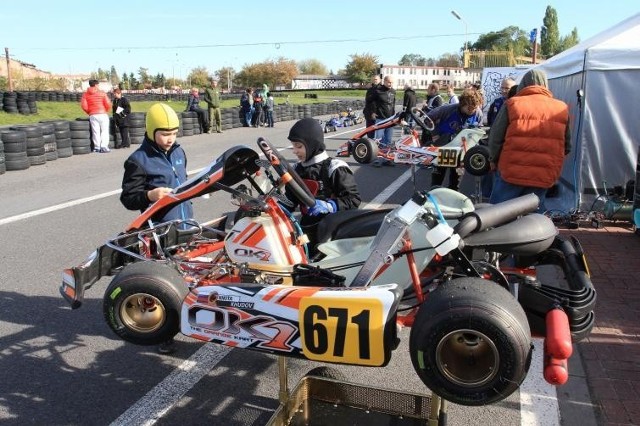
top-left (39, 122), bottom-right (58, 162)
top-left (1, 129), bottom-right (29, 171)
top-left (43, 120), bottom-right (73, 159)
top-left (181, 112), bottom-right (198, 137)
top-left (128, 112), bottom-right (146, 145)
top-left (3, 92), bottom-right (18, 114)
top-left (11, 125), bottom-right (45, 166)
top-left (70, 119), bottom-right (92, 155)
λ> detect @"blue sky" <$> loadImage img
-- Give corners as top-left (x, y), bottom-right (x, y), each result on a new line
top-left (3, 0), bottom-right (639, 79)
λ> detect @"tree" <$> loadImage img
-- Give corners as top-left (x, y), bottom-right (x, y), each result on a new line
top-left (137, 67), bottom-right (150, 88)
top-left (110, 66), bottom-right (119, 87)
top-left (129, 72), bottom-right (139, 90)
top-left (215, 66), bottom-right (236, 91)
top-left (541, 5), bottom-right (560, 57)
top-left (560, 27), bottom-right (580, 52)
top-left (235, 58), bottom-right (298, 89)
top-left (298, 59), bottom-right (328, 75)
top-left (398, 54), bottom-right (427, 66)
top-left (436, 53), bottom-right (462, 67)
top-left (343, 53), bottom-right (379, 85)
top-left (187, 66), bottom-right (210, 87)
top-left (470, 26), bottom-right (530, 58)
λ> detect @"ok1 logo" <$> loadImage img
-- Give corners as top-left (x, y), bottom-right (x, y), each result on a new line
top-left (299, 297), bottom-right (387, 366)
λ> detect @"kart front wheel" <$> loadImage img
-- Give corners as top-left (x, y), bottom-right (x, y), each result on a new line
top-left (103, 262), bottom-right (188, 346)
top-left (353, 137), bottom-right (378, 164)
top-left (463, 145), bottom-right (490, 176)
top-left (409, 277), bottom-right (532, 406)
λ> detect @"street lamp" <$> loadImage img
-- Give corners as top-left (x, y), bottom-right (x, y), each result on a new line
top-left (451, 10), bottom-right (468, 51)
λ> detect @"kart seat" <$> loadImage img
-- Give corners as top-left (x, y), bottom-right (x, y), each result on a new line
top-left (315, 208), bottom-right (396, 245)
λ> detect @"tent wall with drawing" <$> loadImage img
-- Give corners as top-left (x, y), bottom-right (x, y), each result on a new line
top-left (483, 13), bottom-right (640, 214)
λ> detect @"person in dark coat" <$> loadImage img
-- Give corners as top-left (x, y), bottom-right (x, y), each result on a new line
top-left (363, 75), bottom-right (381, 137)
top-left (400, 83), bottom-right (417, 126)
top-left (112, 88), bottom-right (131, 148)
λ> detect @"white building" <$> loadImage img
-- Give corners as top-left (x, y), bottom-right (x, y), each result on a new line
top-left (378, 64), bottom-right (481, 89)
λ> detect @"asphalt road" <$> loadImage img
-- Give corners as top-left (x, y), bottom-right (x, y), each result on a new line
top-left (0, 118), bottom-right (566, 425)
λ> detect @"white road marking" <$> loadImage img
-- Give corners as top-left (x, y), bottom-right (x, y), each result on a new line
top-left (520, 339), bottom-right (560, 425)
top-left (110, 344), bottom-right (232, 426)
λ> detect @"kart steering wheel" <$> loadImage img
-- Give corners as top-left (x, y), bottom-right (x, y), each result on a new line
top-left (256, 137), bottom-right (316, 208)
top-left (410, 107), bottom-right (436, 132)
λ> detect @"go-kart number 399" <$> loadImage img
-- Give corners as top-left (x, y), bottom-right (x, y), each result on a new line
top-left (438, 148), bottom-right (459, 167)
top-left (300, 297), bottom-right (385, 366)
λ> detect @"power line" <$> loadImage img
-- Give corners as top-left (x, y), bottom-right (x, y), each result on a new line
top-left (15, 33), bottom-right (480, 51)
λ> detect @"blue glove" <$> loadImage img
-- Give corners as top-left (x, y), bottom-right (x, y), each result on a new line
top-left (307, 199), bottom-right (337, 216)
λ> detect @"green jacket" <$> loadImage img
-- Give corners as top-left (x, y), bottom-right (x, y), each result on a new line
top-left (204, 86), bottom-right (221, 108)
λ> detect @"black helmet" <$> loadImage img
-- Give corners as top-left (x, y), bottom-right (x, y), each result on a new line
top-left (287, 118), bottom-right (325, 161)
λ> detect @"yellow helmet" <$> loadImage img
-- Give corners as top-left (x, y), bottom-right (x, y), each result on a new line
top-left (145, 103), bottom-right (179, 139)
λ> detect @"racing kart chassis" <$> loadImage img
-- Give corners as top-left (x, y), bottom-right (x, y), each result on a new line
top-left (60, 140), bottom-right (595, 407)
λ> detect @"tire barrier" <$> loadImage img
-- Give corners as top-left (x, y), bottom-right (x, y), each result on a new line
top-left (0, 100), bottom-right (365, 174)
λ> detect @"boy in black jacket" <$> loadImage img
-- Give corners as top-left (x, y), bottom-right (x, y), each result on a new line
top-left (286, 118), bottom-right (361, 253)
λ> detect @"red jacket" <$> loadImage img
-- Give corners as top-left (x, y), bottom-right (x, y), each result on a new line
top-left (81, 87), bottom-right (112, 115)
top-left (499, 86), bottom-right (569, 188)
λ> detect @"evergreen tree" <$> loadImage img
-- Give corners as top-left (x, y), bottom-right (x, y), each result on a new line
top-left (541, 6), bottom-right (560, 57)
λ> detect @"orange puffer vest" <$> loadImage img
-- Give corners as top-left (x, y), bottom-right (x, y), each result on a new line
top-left (499, 86), bottom-right (569, 188)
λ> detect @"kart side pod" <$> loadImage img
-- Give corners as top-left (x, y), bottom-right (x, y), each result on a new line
top-left (181, 283), bottom-right (403, 367)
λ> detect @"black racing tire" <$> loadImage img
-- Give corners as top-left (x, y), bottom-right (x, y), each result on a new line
top-left (409, 277), bottom-right (532, 406)
top-left (352, 137), bottom-right (378, 164)
top-left (103, 262), bottom-right (189, 346)
top-left (463, 145), bottom-right (491, 176)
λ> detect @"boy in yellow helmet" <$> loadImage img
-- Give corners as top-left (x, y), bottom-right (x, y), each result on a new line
top-left (120, 103), bottom-right (193, 224)
top-left (119, 103), bottom-right (192, 354)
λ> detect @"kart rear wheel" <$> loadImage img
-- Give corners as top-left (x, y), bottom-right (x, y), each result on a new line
top-left (103, 262), bottom-right (188, 346)
top-left (409, 277), bottom-right (532, 406)
top-left (353, 137), bottom-right (378, 164)
top-left (463, 145), bottom-right (490, 176)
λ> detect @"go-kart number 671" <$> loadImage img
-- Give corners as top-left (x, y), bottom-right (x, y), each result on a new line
top-left (300, 297), bottom-right (386, 366)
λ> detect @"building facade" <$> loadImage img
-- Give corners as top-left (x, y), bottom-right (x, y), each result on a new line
top-left (378, 64), bottom-right (481, 89)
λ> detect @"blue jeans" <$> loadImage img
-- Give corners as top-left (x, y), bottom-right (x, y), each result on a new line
top-left (244, 107), bottom-right (254, 127)
top-left (374, 118), bottom-right (393, 146)
top-left (489, 171), bottom-right (548, 212)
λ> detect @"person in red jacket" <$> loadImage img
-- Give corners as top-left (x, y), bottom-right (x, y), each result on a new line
top-left (488, 69), bottom-right (571, 211)
top-left (81, 79), bottom-right (112, 153)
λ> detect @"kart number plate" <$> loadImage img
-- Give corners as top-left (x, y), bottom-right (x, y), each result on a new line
top-left (300, 297), bottom-right (386, 366)
top-left (437, 148), bottom-right (458, 167)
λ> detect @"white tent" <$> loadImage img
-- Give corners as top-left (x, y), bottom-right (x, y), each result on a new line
top-left (532, 12), bottom-right (640, 214)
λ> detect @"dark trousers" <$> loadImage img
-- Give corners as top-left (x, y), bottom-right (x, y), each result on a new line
top-left (365, 118), bottom-right (376, 138)
top-left (114, 124), bottom-right (131, 148)
top-left (431, 166), bottom-right (460, 190)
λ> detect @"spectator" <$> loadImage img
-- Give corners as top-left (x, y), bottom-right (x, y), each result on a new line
top-left (371, 75), bottom-right (396, 147)
top-left (487, 77), bottom-right (516, 127)
top-left (120, 102), bottom-right (192, 354)
top-left (185, 87), bottom-right (210, 133)
top-left (240, 88), bottom-right (254, 127)
top-left (481, 77), bottom-right (517, 200)
top-left (488, 69), bottom-right (571, 211)
top-left (447, 85), bottom-right (459, 104)
top-left (81, 79), bottom-right (112, 153)
top-left (286, 118), bottom-right (361, 255)
top-left (422, 83), bottom-right (443, 113)
top-left (400, 83), bottom-right (417, 126)
top-left (252, 86), bottom-right (265, 127)
top-left (423, 88), bottom-right (484, 190)
top-left (265, 92), bottom-right (275, 127)
top-left (203, 79), bottom-right (222, 133)
top-left (112, 88), bottom-right (131, 149)
top-left (363, 75), bottom-right (381, 138)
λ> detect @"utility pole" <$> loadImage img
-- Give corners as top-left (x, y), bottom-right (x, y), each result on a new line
top-left (5, 47), bottom-right (14, 92)
top-left (530, 28), bottom-right (538, 64)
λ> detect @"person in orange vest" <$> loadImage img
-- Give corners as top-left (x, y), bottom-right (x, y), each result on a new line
top-left (488, 69), bottom-right (571, 211)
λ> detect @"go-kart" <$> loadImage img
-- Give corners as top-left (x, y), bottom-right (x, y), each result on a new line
top-left (60, 138), bottom-right (596, 407)
top-left (336, 107), bottom-right (490, 176)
